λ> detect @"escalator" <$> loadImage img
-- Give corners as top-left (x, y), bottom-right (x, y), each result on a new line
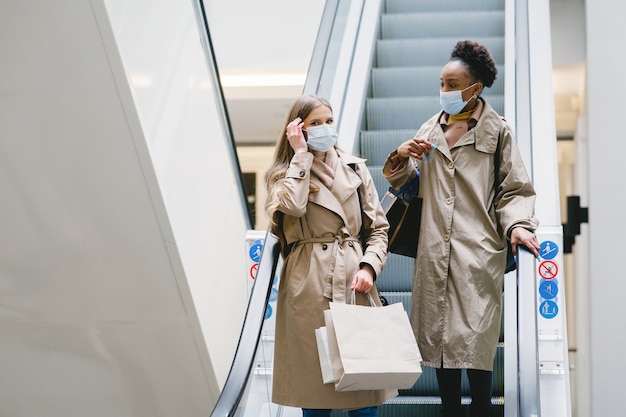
top-left (209, 0), bottom-right (567, 416)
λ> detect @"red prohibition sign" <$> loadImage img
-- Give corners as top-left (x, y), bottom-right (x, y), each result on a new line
top-left (250, 263), bottom-right (259, 280)
top-left (539, 260), bottom-right (558, 280)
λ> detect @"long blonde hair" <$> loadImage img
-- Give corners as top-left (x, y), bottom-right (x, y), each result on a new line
top-left (264, 94), bottom-right (333, 251)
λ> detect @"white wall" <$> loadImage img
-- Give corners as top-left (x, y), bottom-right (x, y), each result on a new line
top-left (584, 0), bottom-right (626, 416)
top-left (0, 0), bottom-right (236, 415)
top-left (103, 0), bottom-right (252, 388)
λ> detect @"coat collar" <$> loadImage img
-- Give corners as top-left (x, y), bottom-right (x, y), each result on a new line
top-left (472, 100), bottom-right (502, 154)
top-left (308, 150), bottom-right (364, 227)
top-left (428, 99), bottom-right (503, 160)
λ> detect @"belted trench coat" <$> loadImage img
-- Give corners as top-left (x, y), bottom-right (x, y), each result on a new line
top-left (383, 101), bottom-right (538, 371)
top-left (270, 150), bottom-right (395, 409)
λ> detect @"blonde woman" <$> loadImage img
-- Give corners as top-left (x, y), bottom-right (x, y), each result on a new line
top-left (266, 94), bottom-right (393, 417)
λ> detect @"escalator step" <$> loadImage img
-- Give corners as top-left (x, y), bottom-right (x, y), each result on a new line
top-left (366, 97), bottom-right (441, 130)
top-left (366, 96), bottom-right (504, 130)
top-left (376, 253), bottom-right (415, 291)
top-left (385, 0), bottom-right (504, 14)
top-left (371, 67), bottom-right (441, 98)
top-left (360, 129), bottom-right (416, 165)
top-left (382, 11), bottom-right (505, 40)
top-left (371, 65), bottom-right (505, 98)
top-left (376, 37), bottom-right (504, 68)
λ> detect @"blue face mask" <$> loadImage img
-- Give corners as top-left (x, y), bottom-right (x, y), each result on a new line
top-left (439, 83), bottom-right (477, 115)
top-left (304, 124), bottom-right (338, 152)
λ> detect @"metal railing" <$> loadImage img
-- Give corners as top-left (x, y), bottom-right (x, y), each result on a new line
top-left (209, 233), bottom-right (280, 417)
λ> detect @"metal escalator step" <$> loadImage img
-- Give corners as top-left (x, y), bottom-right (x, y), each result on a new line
top-left (385, 0), bottom-right (504, 14)
top-left (379, 398), bottom-right (505, 417)
top-left (379, 400), bottom-right (441, 417)
top-left (376, 37), bottom-right (505, 68)
top-left (382, 11), bottom-right (504, 40)
top-left (492, 345), bottom-right (505, 396)
top-left (366, 97), bottom-right (441, 130)
top-left (367, 96), bottom-right (505, 130)
top-left (361, 129), bottom-right (416, 166)
top-left (371, 65), bottom-right (505, 98)
top-left (371, 67), bottom-right (441, 98)
top-left (377, 253), bottom-right (415, 292)
top-left (399, 366), bottom-right (440, 396)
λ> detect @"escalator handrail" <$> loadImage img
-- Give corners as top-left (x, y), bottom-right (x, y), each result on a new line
top-left (303, 0), bottom-right (340, 94)
top-left (210, 232), bottom-right (280, 417)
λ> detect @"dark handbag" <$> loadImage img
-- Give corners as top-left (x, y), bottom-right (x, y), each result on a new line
top-left (505, 243), bottom-right (516, 273)
top-left (380, 172), bottom-right (422, 258)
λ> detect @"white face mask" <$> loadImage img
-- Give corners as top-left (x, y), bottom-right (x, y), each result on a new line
top-left (439, 83), bottom-right (477, 115)
top-left (304, 124), bottom-right (338, 152)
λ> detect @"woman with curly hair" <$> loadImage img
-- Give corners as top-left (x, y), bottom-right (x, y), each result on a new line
top-left (382, 41), bottom-right (541, 417)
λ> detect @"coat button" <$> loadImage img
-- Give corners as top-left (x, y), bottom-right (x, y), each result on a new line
top-left (299, 170), bottom-right (305, 178)
top-left (444, 234), bottom-right (450, 242)
top-left (322, 244), bottom-right (328, 250)
top-left (446, 197), bottom-right (453, 205)
top-left (448, 162), bottom-right (454, 169)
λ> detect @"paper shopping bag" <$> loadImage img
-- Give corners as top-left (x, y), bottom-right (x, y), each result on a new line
top-left (324, 300), bottom-right (422, 391)
top-left (380, 171), bottom-right (422, 258)
top-left (315, 326), bottom-right (335, 384)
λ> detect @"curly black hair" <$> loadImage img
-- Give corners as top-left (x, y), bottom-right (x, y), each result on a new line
top-left (450, 40), bottom-right (498, 88)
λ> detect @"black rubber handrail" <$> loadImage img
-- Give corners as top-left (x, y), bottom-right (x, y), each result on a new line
top-left (210, 232), bottom-right (280, 417)
top-left (303, 0), bottom-right (340, 94)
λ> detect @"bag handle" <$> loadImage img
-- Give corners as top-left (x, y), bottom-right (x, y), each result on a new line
top-left (391, 169), bottom-right (420, 197)
top-left (349, 290), bottom-right (378, 307)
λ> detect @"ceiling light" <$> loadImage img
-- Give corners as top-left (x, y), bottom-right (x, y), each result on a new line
top-left (220, 73), bottom-right (306, 88)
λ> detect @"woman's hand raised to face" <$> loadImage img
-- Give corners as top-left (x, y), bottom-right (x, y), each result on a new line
top-left (286, 117), bottom-right (308, 153)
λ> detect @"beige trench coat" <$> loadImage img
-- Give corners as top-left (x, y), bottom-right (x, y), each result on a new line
top-left (270, 150), bottom-right (396, 409)
top-left (383, 100), bottom-right (538, 371)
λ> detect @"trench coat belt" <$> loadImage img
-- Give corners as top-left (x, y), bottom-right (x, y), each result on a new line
top-left (292, 235), bottom-right (361, 303)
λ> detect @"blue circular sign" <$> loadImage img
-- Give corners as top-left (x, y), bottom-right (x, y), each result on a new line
top-left (539, 280), bottom-right (559, 299)
top-left (539, 240), bottom-right (559, 260)
top-left (539, 300), bottom-right (559, 319)
top-left (265, 304), bottom-right (273, 320)
top-left (249, 240), bottom-right (263, 262)
top-left (269, 287), bottom-right (279, 302)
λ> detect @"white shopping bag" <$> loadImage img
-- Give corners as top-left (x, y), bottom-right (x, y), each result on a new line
top-left (323, 298), bottom-right (422, 391)
top-left (315, 326), bottom-right (335, 384)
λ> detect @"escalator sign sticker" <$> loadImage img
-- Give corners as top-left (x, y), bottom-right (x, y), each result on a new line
top-left (538, 260), bottom-right (558, 279)
top-left (539, 240), bottom-right (558, 260)
top-left (539, 280), bottom-right (558, 299)
top-left (249, 240), bottom-right (263, 262)
top-left (250, 263), bottom-right (259, 280)
top-left (539, 300), bottom-right (559, 319)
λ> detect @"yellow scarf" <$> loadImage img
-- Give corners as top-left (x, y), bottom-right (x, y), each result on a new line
top-left (447, 110), bottom-right (475, 125)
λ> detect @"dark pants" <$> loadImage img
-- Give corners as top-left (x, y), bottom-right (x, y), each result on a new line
top-left (436, 368), bottom-right (493, 417)
top-left (302, 406), bottom-right (378, 417)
